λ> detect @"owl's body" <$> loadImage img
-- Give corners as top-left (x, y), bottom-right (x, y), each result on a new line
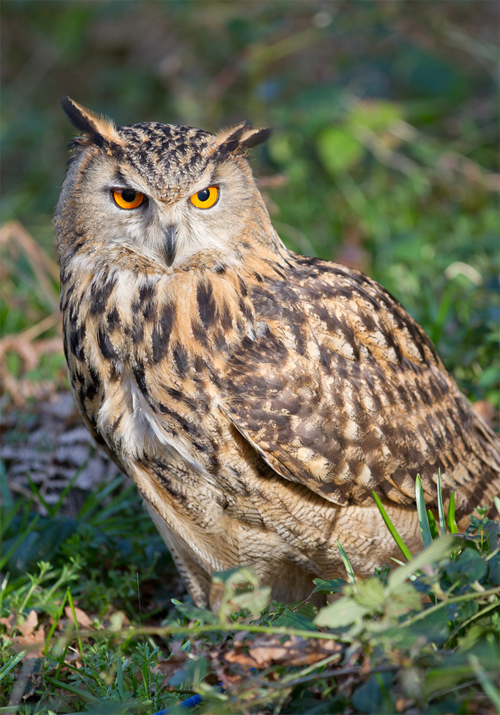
top-left (56, 99), bottom-right (500, 606)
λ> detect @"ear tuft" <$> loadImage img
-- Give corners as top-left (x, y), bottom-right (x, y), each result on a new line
top-left (240, 127), bottom-right (272, 149)
top-left (215, 120), bottom-right (271, 157)
top-left (60, 96), bottom-right (123, 149)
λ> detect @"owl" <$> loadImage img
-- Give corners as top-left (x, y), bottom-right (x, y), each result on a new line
top-left (56, 97), bottom-right (500, 607)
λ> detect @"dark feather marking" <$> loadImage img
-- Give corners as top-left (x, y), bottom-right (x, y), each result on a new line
top-left (238, 276), bottom-right (249, 297)
top-left (173, 344), bottom-right (189, 376)
top-left (131, 316), bottom-right (144, 345)
top-left (64, 239), bottom-right (86, 265)
top-left (197, 282), bottom-right (217, 329)
top-left (85, 365), bottom-right (101, 401)
top-left (164, 386), bottom-right (198, 411)
top-left (221, 303), bottom-right (233, 331)
top-left (60, 283), bottom-right (75, 311)
top-left (142, 300), bottom-right (156, 322)
top-left (208, 454), bottom-right (221, 473)
top-left (214, 330), bottom-right (227, 351)
top-left (194, 355), bottom-right (206, 373)
top-left (156, 402), bottom-right (201, 436)
top-left (133, 361), bottom-right (149, 397)
top-left (154, 471), bottom-right (190, 506)
top-left (139, 282), bottom-right (156, 303)
top-left (97, 328), bottom-right (118, 361)
top-left (151, 303), bottom-right (176, 363)
top-left (107, 307), bottom-right (120, 330)
top-left (191, 320), bottom-right (207, 346)
top-left (69, 324), bottom-right (86, 361)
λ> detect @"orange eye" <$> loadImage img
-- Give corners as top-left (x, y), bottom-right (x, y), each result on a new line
top-left (112, 189), bottom-right (145, 209)
top-left (190, 186), bottom-right (219, 209)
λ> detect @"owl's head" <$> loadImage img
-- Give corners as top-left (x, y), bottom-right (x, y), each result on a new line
top-left (56, 97), bottom-right (272, 270)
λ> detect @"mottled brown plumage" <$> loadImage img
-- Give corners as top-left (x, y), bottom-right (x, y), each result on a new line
top-left (56, 98), bottom-right (500, 607)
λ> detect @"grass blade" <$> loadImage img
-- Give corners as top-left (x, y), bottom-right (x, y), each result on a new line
top-left (44, 589), bottom-right (69, 644)
top-left (336, 541), bottom-right (357, 585)
top-left (372, 491), bottom-right (412, 561)
top-left (468, 654), bottom-right (500, 712)
top-left (447, 492), bottom-right (458, 534)
top-left (436, 469), bottom-right (446, 536)
top-left (0, 651), bottom-right (26, 681)
top-left (66, 588), bottom-right (84, 661)
top-left (26, 471), bottom-right (54, 516)
top-left (415, 475), bottom-right (433, 548)
top-left (427, 509), bottom-right (439, 540)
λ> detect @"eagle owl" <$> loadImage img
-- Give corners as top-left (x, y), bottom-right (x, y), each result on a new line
top-left (56, 97), bottom-right (500, 607)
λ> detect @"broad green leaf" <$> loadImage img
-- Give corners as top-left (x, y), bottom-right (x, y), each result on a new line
top-left (446, 599), bottom-right (479, 626)
top-left (351, 673), bottom-right (387, 713)
top-left (388, 534), bottom-right (459, 590)
top-left (408, 608), bottom-right (450, 646)
top-left (211, 566), bottom-right (271, 621)
top-left (171, 599), bottom-right (219, 624)
top-left (487, 552), bottom-right (500, 586)
top-left (271, 610), bottom-right (317, 630)
top-left (484, 521), bottom-right (499, 554)
top-left (348, 578), bottom-right (385, 612)
top-left (384, 581), bottom-right (422, 618)
top-left (312, 577), bottom-right (348, 595)
top-left (314, 597), bottom-right (370, 628)
top-left (444, 549), bottom-right (487, 585)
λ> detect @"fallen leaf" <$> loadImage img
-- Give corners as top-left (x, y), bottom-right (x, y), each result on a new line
top-left (18, 610), bottom-right (38, 638)
top-left (64, 606), bottom-right (92, 628)
top-left (13, 626), bottom-right (45, 658)
top-left (0, 613), bottom-right (16, 630)
top-left (248, 635), bottom-right (342, 667)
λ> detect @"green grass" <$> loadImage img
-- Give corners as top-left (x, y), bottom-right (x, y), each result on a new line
top-left (1, 466), bottom-right (499, 714)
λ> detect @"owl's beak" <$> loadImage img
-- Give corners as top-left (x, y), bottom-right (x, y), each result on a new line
top-left (163, 225), bottom-right (177, 267)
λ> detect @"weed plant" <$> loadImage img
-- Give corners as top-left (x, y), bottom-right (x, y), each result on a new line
top-left (1, 467), bottom-right (499, 714)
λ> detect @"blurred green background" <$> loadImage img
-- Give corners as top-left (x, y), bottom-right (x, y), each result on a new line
top-left (1, 0), bottom-right (499, 409)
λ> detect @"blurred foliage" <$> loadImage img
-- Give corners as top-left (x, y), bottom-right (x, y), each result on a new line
top-left (1, 0), bottom-right (498, 409)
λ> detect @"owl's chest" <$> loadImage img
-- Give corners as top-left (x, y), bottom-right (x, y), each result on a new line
top-left (62, 275), bottom-right (234, 475)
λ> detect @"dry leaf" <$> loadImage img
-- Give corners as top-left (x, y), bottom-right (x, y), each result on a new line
top-left (247, 635), bottom-right (342, 667)
top-left (0, 613), bottom-right (16, 630)
top-left (64, 605), bottom-right (93, 628)
top-left (13, 627), bottom-right (45, 658)
top-left (18, 610), bottom-right (38, 638)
